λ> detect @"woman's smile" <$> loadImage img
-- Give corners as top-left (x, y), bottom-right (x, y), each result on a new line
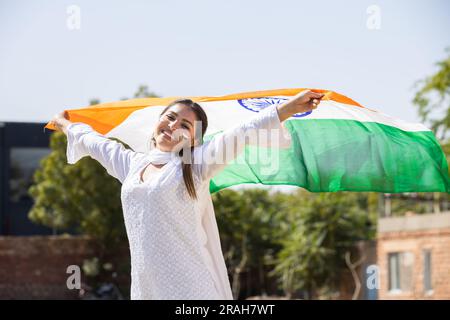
top-left (160, 128), bottom-right (173, 140)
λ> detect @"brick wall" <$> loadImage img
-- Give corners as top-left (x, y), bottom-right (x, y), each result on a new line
top-left (0, 235), bottom-right (109, 299)
top-left (377, 213), bottom-right (450, 299)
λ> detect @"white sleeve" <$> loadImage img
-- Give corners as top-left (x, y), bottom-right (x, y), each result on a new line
top-left (66, 122), bottom-right (137, 184)
top-left (193, 104), bottom-right (292, 181)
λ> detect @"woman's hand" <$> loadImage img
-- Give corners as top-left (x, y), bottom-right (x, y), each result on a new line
top-left (50, 111), bottom-right (72, 135)
top-left (276, 90), bottom-right (325, 122)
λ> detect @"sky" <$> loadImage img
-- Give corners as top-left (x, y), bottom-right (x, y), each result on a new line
top-left (0, 0), bottom-right (449, 125)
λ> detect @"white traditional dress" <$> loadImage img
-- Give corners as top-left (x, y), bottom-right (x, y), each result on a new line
top-left (65, 104), bottom-right (290, 300)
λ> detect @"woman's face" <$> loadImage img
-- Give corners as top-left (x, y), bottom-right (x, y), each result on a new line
top-left (154, 103), bottom-right (198, 152)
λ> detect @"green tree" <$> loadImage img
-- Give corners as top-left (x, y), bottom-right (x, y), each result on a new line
top-left (213, 188), bottom-right (285, 298)
top-left (28, 128), bottom-right (126, 247)
top-left (214, 188), bottom-right (376, 299)
top-left (133, 84), bottom-right (159, 98)
top-left (413, 49), bottom-right (450, 139)
top-left (412, 49), bottom-right (450, 212)
top-left (271, 190), bottom-right (376, 299)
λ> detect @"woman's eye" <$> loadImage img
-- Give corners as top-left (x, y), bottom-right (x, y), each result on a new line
top-left (182, 124), bottom-right (189, 129)
top-left (167, 115), bottom-right (175, 120)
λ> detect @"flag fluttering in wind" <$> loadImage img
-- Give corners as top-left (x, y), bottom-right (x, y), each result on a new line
top-left (45, 88), bottom-right (450, 193)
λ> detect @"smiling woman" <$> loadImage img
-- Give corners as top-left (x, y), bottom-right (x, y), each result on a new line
top-left (49, 90), bottom-right (321, 300)
top-left (153, 100), bottom-right (202, 153)
top-left (150, 99), bottom-right (209, 199)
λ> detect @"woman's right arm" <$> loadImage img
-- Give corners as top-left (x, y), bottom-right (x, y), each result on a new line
top-left (50, 112), bottom-right (138, 184)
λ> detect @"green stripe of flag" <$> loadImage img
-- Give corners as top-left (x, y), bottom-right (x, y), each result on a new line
top-left (209, 119), bottom-right (449, 193)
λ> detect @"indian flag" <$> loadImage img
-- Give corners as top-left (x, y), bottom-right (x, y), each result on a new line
top-left (45, 88), bottom-right (450, 193)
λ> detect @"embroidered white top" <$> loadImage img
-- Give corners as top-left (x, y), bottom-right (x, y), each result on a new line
top-left (65, 104), bottom-right (291, 300)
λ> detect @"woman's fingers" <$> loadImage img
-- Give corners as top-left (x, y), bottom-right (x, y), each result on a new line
top-left (303, 90), bottom-right (324, 98)
top-left (311, 92), bottom-right (325, 99)
top-left (309, 97), bottom-right (322, 109)
top-left (57, 111), bottom-right (69, 120)
top-left (309, 94), bottom-right (324, 106)
top-left (296, 90), bottom-right (325, 105)
top-left (278, 90), bottom-right (325, 120)
top-left (50, 110), bottom-right (71, 132)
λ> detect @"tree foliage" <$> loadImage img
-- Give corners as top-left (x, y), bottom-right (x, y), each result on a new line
top-left (270, 191), bottom-right (376, 299)
top-left (413, 48), bottom-right (450, 208)
top-left (413, 49), bottom-right (450, 139)
top-left (28, 131), bottom-right (126, 246)
top-left (213, 189), bottom-right (285, 297)
top-left (213, 188), bottom-right (377, 299)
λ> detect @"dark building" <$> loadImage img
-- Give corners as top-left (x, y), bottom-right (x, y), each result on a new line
top-left (0, 122), bottom-right (53, 235)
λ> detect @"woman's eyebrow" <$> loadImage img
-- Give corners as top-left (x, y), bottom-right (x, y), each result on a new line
top-left (182, 119), bottom-right (193, 127)
top-left (168, 111), bottom-right (193, 127)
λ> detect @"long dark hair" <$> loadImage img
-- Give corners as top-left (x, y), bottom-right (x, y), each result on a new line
top-left (152, 99), bottom-right (208, 200)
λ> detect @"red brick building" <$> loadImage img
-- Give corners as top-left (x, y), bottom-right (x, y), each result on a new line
top-left (0, 235), bottom-right (130, 299)
top-left (377, 212), bottom-right (450, 299)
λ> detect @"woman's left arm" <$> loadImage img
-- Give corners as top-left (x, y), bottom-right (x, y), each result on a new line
top-left (193, 90), bottom-right (324, 181)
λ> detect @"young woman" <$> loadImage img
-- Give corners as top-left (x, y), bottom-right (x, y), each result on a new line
top-left (51, 90), bottom-right (324, 300)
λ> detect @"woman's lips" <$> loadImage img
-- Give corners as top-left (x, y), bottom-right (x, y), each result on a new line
top-left (161, 129), bottom-right (172, 140)
top-left (160, 129), bottom-right (189, 142)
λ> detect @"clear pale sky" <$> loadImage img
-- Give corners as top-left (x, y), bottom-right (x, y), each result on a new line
top-left (1, 0), bottom-right (449, 124)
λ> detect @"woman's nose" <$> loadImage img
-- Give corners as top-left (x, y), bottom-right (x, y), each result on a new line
top-left (169, 120), bottom-right (180, 130)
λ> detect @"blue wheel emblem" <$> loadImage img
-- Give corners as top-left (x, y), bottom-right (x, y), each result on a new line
top-left (237, 97), bottom-right (312, 118)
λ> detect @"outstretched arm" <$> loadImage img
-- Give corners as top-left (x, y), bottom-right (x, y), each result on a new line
top-left (276, 90), bottom-right (324, 121)
top-left (50, 112), bottom-right (138, 184)
top-left (193, 90), bottom-right (324, 181)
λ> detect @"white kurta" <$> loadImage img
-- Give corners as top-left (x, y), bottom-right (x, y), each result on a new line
top-left (65, 104), bottom-right (290, 300)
